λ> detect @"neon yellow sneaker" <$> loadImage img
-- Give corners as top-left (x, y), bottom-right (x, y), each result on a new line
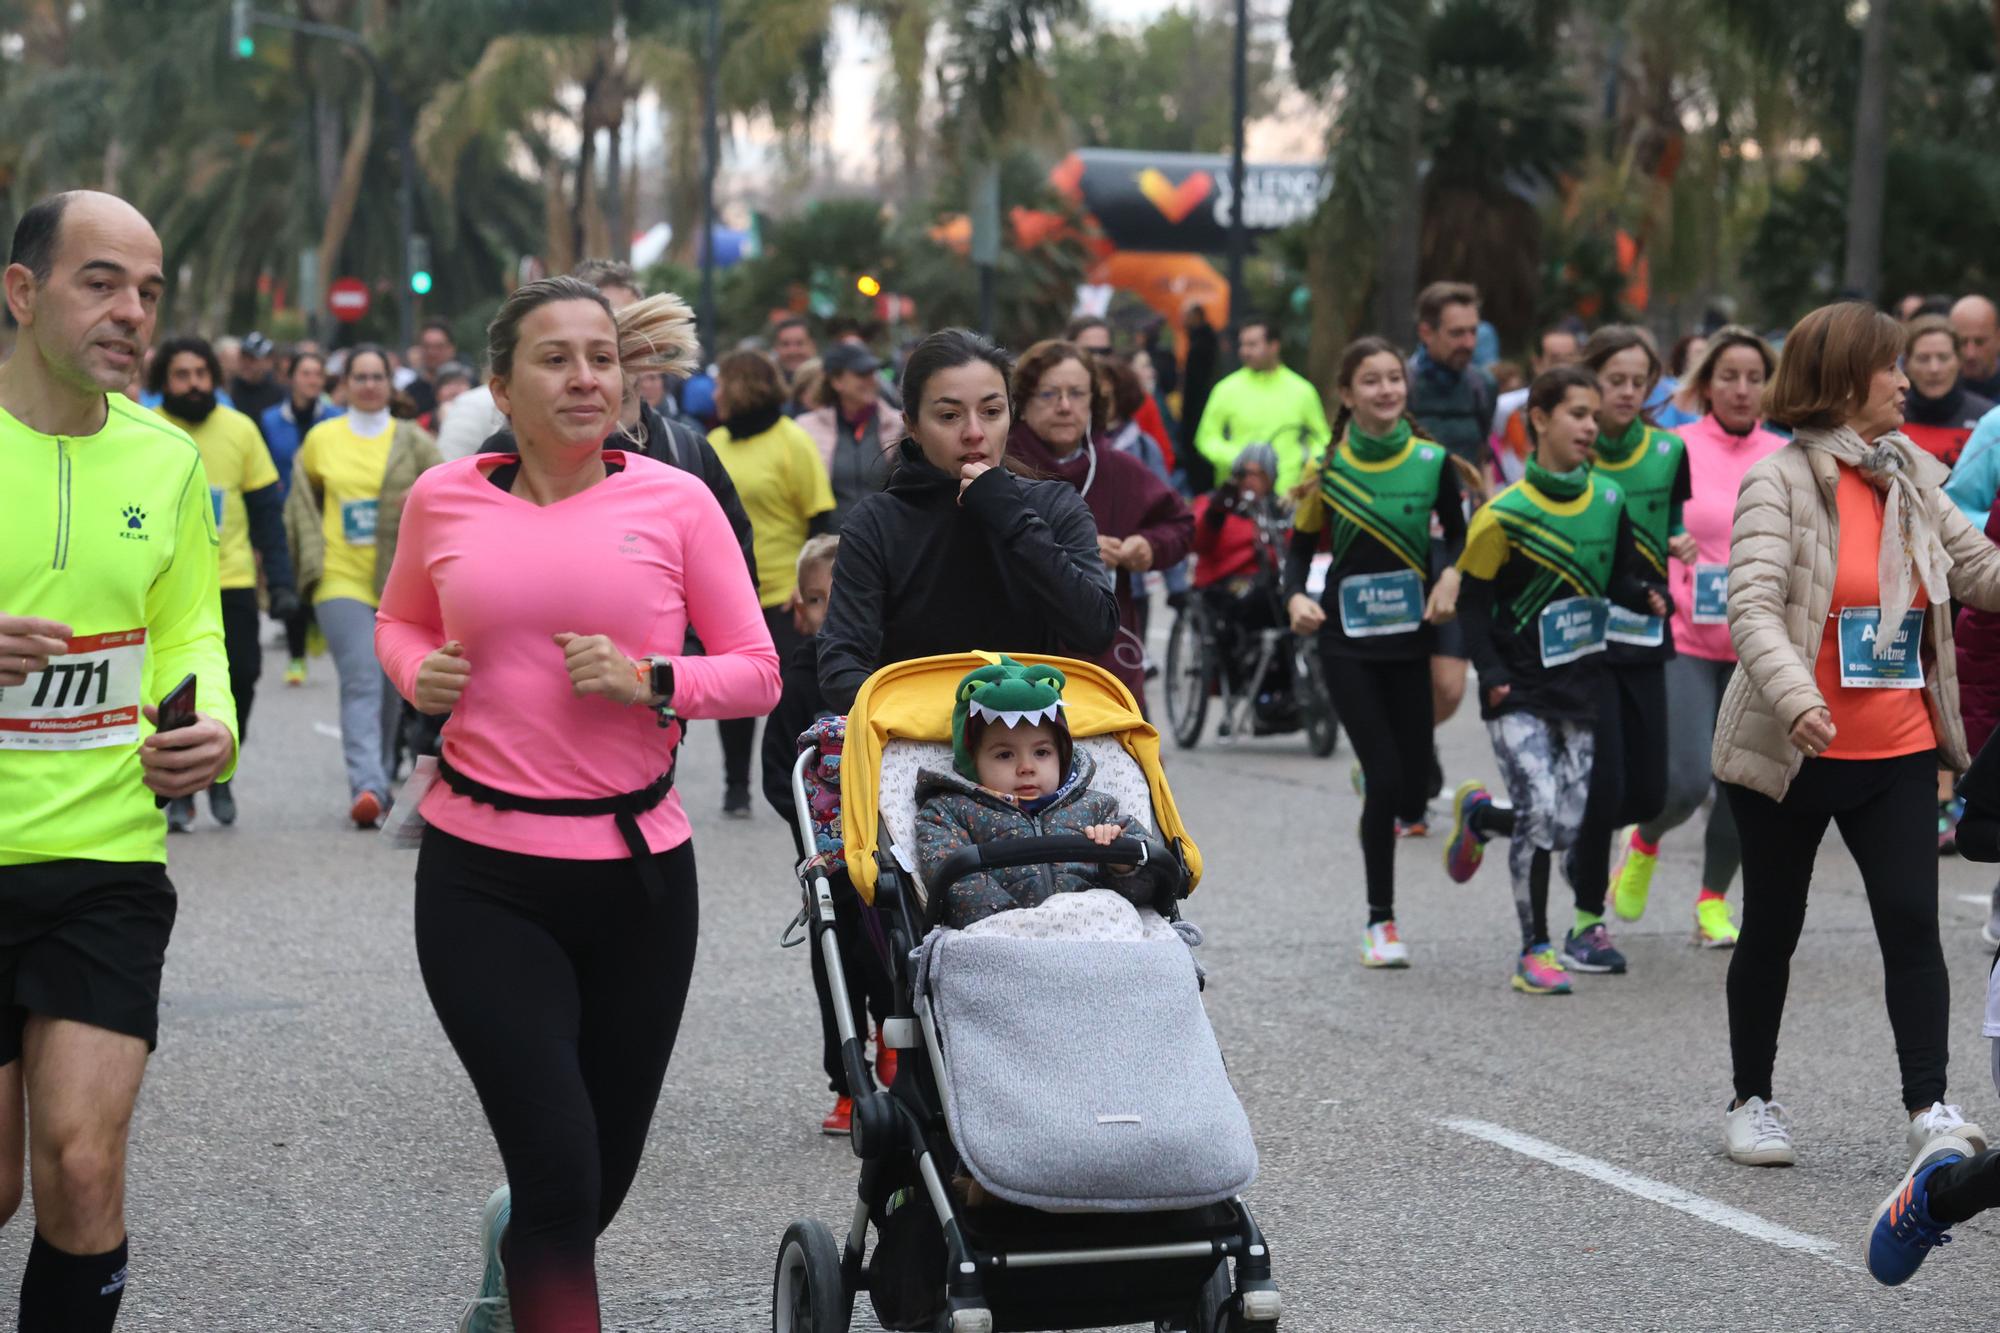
top-left (1694, 895), bottom-right (1739, 949)
top-left (284, 656), bottom-right (307, 686)
top-left (1611, 834), bottom-right (1657, 921)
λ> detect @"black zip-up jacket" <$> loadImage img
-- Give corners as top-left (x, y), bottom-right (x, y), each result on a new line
top-left (816, 440), bottom-right (1118, 713)
top-left (479, 398), bottom-right (757, 588)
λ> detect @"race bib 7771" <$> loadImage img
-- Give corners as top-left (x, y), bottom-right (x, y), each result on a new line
top-left (0, 629), bottom-right (148, 750)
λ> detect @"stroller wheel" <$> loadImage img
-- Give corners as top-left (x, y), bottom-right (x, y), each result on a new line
top-left (772, 1219), bottom-right (851, 1333)
top-left (1156, 1260), bottom-right (1234, 1332)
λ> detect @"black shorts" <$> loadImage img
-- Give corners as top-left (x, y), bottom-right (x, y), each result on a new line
top-left (0, 859), bottom-right (178, 1064)
top-left (1429, 539), bottom-right (1467, 661)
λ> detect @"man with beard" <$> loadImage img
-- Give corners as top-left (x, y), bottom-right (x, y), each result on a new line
top-left (1407, 281), bottom-right (1497, 467)
top-left (149, 335), bottom-right (296, 831)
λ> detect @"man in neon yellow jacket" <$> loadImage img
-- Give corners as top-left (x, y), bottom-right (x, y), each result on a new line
top-left (0, 190), bottom-right (237, 1330)
top-left (1192, 315), bottom-right (1331, 494)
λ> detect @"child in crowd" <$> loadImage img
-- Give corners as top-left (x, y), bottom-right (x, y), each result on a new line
top-left (1438, 366), bottom-right (1670, 995)
top-left (760, 535), bottom-right (896, 1137)
top-left (915, 657), bottom-right (1166, 930)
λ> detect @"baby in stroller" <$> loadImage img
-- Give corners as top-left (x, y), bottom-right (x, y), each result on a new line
top-left (914, 657), bottom-right (1173, 931)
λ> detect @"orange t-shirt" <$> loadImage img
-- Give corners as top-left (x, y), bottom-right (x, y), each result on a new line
top-left (1813, 464), bottom-right (1934, 759)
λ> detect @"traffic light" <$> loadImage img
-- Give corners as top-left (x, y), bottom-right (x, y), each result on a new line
top-left (230, 0), bottom-right (254, 57)
top-left (856, 274), bottom-right (881, 298)
top-left (409, 236), bottom-right (433, 296)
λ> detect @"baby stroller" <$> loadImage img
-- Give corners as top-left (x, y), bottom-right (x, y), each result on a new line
top-left (774, 653), bottom-right (1280, 1333)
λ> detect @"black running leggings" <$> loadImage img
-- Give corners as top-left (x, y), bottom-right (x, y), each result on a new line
top-left (219, 587), bottom-right (262, 745)
top-left (415, 827), bottom-right (700, 1333)
top-left (1320, 651), bottom-right (1434, 923)
top-left (1724, 752), bottom-right (1947, 1112)
top-left (1568, 660), bottom-right (1668, 913)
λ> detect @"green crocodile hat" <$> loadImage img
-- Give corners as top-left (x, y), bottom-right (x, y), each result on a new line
top-left (952, 656), bottom-right (1071, 780)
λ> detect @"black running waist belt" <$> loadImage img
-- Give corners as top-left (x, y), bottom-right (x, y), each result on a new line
top-left (435, 755), bottom-right (676, 891)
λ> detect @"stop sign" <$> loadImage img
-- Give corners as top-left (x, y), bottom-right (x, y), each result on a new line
top-left (327, 277), bottom-right (371, 323)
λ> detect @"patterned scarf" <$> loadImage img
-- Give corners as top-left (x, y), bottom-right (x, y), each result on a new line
top-left (1793, 425), bottom-right (1950, 658)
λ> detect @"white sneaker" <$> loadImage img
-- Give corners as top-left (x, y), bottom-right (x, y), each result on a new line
top-left (1361, 920), bottom-right (1410, 969)
top-left (1906, 1102), bottom-right (1989, 1164)
top-left (1725, 1096), bottom-right (1797, 1166)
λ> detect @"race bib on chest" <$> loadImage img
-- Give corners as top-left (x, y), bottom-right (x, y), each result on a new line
top-left (1692, 564), bottom-right (1729, 625)
top-left (1537, 596), bottom-right (1608, 668)
top-left (1606, 603), bottom-right (1665, 648)
top-left (1337, 569), bottom-right (1423, 637)
top-left (341, 498), bottom-right (379, 547)
top-left (1836, 607), bottom-right (1925, 689)
top-left (0, 629), bottom-right (147, 750)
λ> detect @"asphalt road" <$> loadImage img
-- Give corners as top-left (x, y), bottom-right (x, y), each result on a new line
top-left (8, 634), bottom-right (2000, 1331)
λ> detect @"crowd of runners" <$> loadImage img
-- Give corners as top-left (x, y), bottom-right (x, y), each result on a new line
top-left (10, 186), bottom-right (2000, 1329)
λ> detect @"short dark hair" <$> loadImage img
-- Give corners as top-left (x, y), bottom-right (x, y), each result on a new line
top-left (148, 334), bottom-right (222, 397)
top-left (1063, 314), bottom-right (1110, 342)
top-left (285, 349), bottom-right (326, 378)
top-left (421, 318), bottom-right (455, 343)
top-left (1416, 281), bottom-right (1480, 330)
top-left (1236, 313), bottom-right (1278, 343)
top-left (10, 192), bottom-right (78, 284)
top-left (1763, 302), bottom-right (1907, 431)
top-left (485, 276), bottom-right (613, 379)
top-left (771, 316), bottom-right (812, 340)
top-left (1523, 364), bottom-right (1601, 443)
top-left (573, 258), bottom-right (641, 296)
top-left (1581, 324), bottom-right (1661, 385)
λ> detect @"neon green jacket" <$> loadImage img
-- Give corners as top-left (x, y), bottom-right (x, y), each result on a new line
top-left (1192, 364), bottom-right (1331, 493)
top-left (0, 394), bottom-right (238, 865)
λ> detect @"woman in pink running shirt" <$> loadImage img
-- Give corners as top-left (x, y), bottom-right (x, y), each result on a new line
top-left (375, 277), bottom-right (780, 1333)
top-left (1605, 327), bottom-right (1783, 947)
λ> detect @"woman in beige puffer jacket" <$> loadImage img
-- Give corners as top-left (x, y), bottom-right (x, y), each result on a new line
top-left (1714, 303), bottom-right (2000, 1171)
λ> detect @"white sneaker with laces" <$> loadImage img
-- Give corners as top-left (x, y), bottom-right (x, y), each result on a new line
top-left (1907, 1102), bottom-right (1988, 1164)
top-left (1361, 920), bottom-right (1410, 969)
top-left (1725, 1096), bottom-right (1797, 1166)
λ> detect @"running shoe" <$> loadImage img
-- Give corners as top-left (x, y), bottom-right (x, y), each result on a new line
top-left (1442, 781), bottom-right (1494, 884)
top-left (454, 1185), bottom-right (513, 1333)
top-left (874, 1026), bottom-right (898, 1089)
top-left (1395, 819), bottom-right (1429, 839)
top-left (1907, 1103), bottom-right (1988, 1163)
top-left (1940, 797), bottom-right (1965, 856)
top-left (1361, 920), bottom-right (1410, 968)
top-left (165, 796), bottom-right (195, 834)
top-left (350, 790), bottom-right (384, 829)
top-left (1611, 835), bottom-right (1657, 921)
top-left (723, 785), bottom-right (752, 820)
top-left (1694, 895), bottom-right (1740, 949)
top-left (1984, 884), bottom-right (2000, 948)
top-left (208, 780), bottom-right (237, 827)
top-left (1511, 945), bottom-right (1571, 995)
top-left (284, 657), bottom-right (307, 687)
top-left (1562, 922), bottom-right (1628, 974)
top-left (1866, 1135), bottom-right (1971, 1286)
top-left (821, 1096), bottom-right (854, 1136)
top-left (1724, 1096), bottom-right (1796, 1166)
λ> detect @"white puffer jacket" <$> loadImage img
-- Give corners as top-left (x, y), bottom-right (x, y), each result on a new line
top-left (1713, 439), bottom-right (2000, 800)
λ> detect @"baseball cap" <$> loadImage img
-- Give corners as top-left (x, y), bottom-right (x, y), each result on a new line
top-left (822, 342), bottom-right (881, 376)
top-left (242, 331), bottom-right (274, 359)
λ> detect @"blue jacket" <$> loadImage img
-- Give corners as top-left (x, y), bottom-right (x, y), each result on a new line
top-left (1946, 404), bottom-right (2000, 529)
top-left (259, 398), bottom-right (344, 498)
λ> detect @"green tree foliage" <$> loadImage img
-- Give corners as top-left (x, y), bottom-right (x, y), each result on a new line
top-left (1047, 6), bottom-right (1278, 153)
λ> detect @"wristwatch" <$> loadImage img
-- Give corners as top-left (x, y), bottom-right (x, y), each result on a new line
top-left (646, 656), bottom-right (678, 728)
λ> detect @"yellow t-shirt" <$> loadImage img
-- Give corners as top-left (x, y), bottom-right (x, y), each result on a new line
top-left (709, 416), bottom-right (836, 607)
top-left (300, 415), bottom-right (395, 607)
top-left (159, 405), bottom-right (280, 591)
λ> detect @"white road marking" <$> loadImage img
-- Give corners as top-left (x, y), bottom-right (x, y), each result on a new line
top-left (312, 722), bottom-right (342, 741)
top-left (1440, 1118), bottom-right (1860, 1272)
top-left (1957, 894), bottom-right (1990, 907)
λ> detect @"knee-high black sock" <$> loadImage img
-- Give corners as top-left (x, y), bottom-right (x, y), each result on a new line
top-left (1927, 1148), bottom-right (2000, 1226)
top-left (1473, 803), bottom-right (1516, 840)
top-left (1529, 850), bottom-right (1551, 948)
top-left (19, 1232), bottom-right (127, 1333)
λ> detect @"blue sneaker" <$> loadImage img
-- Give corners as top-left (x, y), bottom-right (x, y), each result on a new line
top-left (455, 1185), bottom-right (513, 1332)
top-left (1866, 1137), bottom-right (1970, 1286)
top-left (1443, 781), bottom-right (1494, 883)
top-left (1562, 922), bottom-right (1628, 974)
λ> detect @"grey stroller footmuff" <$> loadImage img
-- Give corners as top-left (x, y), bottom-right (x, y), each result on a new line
top-left (916, 921), bottom-right (1259, 1213)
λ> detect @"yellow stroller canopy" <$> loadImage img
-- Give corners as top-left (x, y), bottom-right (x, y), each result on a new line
top-left (840, 651), bottom-right (1202, 904)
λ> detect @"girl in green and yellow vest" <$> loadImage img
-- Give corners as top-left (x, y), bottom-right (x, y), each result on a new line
top-left (1284, 337), bottom-right (1468, 969)
top-left (1561, 326), bottom-right (1696, 975)
top-left (1439, 365), bottom-right (1672, 995)
top-left (283, 344), bottom-right (441, 828)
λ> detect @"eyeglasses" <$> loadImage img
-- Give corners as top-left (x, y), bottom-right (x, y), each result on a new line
top-left (1034, 387), bottom-right (1091, 406)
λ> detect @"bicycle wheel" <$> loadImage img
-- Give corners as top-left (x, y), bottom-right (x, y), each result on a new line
top-left (1296, 640), bottom-right (1339, 757)
top-left (1165, 604), bottom-right (1210, 748)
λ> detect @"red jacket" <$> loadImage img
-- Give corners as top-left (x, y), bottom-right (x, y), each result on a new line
top-left (1957, 503), bottom-right (2000, 754)
top-left (1190, 493), bottom-right (1265, 587)
top-left (1134, 396), bottom-right (1176, 473)
top-left (1905, 385), bottom-right (1995, 468)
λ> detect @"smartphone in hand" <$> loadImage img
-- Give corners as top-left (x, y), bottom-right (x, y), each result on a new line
top-left (153, 672), bottom-right (197, 809)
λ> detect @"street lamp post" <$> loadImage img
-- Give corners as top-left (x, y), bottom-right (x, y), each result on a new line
top-left (232, 2), bottom-right (416, 349)
top-left (1225, 0), bottom-right (1248, 322)
top-left (698, 0), bottom-right (720, 359)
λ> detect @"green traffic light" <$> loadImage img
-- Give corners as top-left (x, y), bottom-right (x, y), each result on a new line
top-left (411, 272), bottom-right (433, 296)
top-left (235, 36), bottom-right (254, 56)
